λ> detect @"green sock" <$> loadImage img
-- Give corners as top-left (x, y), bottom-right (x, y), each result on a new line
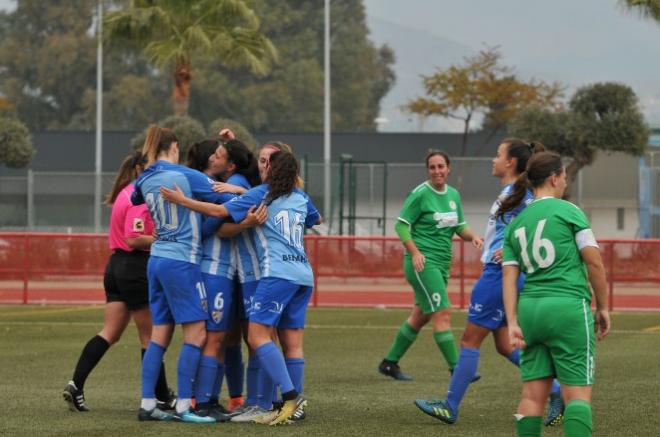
top-left (433, 330), bottom-right (458, 369)
top-left (384, 322), bottom-right (419, 362)
top-left (564, 399), bottom-right (592, 437)
top-left (514, 415), bottom-right (542, 437)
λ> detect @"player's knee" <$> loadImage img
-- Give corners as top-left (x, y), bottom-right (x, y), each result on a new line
top-left (99, 330), bottom-right (121, 345)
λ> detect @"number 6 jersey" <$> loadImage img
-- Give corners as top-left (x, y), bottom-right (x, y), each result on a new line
top-left (502, 197), bottom-right (599, 301)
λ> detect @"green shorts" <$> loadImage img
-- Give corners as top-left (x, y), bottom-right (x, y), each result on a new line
top-left (518, 297), bottom-right (596, 386)
top-left (403, 258), bottom-right (451, 315)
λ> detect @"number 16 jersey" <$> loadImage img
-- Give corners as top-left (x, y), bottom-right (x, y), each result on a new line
top-left (502, 197), bottom-right (596, 302)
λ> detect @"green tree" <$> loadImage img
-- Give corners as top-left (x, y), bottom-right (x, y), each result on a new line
top-left (0, 117), bottom-right (35, 168)
top-left (620, 0), bottom-right (660, 21)
top-left (104, 0), bottom-right (278, 116)
top-left (406, 46), bottom-right (562, 156)
top-left (131, 115), bottom-right (206, 156)
top-left (509, 82), bottom-right (649, 198)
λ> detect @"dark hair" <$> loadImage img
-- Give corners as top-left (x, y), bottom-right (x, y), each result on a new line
top-left (186, 139), bottom-right (220, 172)
top-left (265, 151), bottom-right (299, 203)
top-left (497, 152), bottom-right (564, 221)
top-left (502, 138), bottom-right (546, 175)
top-left (426, 149), bottom-right (450, 167)
top-left (223, 139), bottom-right (260, 187)
top-left (105, 151), bottom-right (146, 205)
top-left (141, 124), bottom-right (178, 167)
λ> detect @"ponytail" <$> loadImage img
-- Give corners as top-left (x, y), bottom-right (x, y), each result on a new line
top-left (265, 151), bottom-right (299, 203)
top-left (141, 124), bottom-right (178, 168)
top-left (502, 138), bottom-right (546, 175)
top-left (105, 151), bottom-right (146, 205)
top-left (496, 171), bottom-right (532, 222)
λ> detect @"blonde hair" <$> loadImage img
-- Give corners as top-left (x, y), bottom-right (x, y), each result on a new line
top-left (262, 141), bottom-right (304, 188)
top-left (141, 124), bottom-right (178, 168)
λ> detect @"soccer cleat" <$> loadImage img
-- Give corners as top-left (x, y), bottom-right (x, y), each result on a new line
top-left (231, 406), bottom-right (271, 423)
top-left (378, 359), bottom-right (413, 381)
top-left (251, 409), bottom-right (279, 424)
top-left (227, 403), bottom-right (251, 417)
top-left (137, 407), bottom-right (174, 421)
top-left (194, 402), bottom-right (232, 422)
top-left (63, 381), bottom-right (89, 412)
top-left (268, 395), bottom-right (305, 426)
top-left (449, 368), bottom-right (482, 383)
top-left (173, 408), bottom-right (216, 423)
top-left (287, 399), bottom-right (307, 422)
top-left (413, 398), bottom-right (457, 425)
top-left (544, 391), bottom-right (565, 426)
top-left (156, 389), bottom-right (177, 412)
top-left (227, 396), bottom-right (245, 412)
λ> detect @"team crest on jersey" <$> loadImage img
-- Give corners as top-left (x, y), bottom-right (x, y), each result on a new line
top-left (132, 218), bottom-right (144, 232)
top-left (449, 200), bottom-right (457, 210)
top-left (212, 310), bottom-right (223, 323)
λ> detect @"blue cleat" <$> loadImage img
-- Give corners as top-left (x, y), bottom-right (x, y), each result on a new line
top-left (379, 360), bottom-right (413, 381)
top-left (544, 391), bottom-right (565, 426)
top-left (174, 408), bottom-right (216, 423)
top-left (413, 398), bottom-right (457, 424)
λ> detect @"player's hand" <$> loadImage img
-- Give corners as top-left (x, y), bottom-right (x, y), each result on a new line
top-left (160, 184), bottom-right (185, 204)
top-left (594, 309), bottom-right (610, 340)
top-left (508, 323), bottom-right (526, 349)
top-left (491, 248), bottom-right (503, 264)
top-left (412, 252), bottom-right (425, 272)
top-left (242, 204), bottom-right (268, 227)
top-left (213, 182), bottom-right (245, 194)
top-left (472, 236), bottom-right (484, 250)
top-left (219, 128), bottom-right (235, 142)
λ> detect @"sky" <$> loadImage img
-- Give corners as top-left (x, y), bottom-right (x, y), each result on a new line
top-left (364, 0), bottom-right (660, 131)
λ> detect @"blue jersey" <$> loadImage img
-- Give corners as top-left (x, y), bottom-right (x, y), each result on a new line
top-left (480, 184), bottom-right (533, 264)
top-left (132, 160), bottom-right (233, 264)
top-left (225, 184), bottom-right (320, 286)
top-left (224, 174), bottom-right (262, 284)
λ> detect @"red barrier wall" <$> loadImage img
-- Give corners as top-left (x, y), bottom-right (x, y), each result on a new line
top-left (0, 233), bottom-right (658, 310)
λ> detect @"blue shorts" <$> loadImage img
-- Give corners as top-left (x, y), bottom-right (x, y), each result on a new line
top-left (239, 280), bottom-right (259, 320)
top-left (202, 273), bottom-right (235, 332)
top-left (147, 256), bottom-right (209, 325)
top-left (467, 263), bottom-right (524, 331)
top-left (250, 277), bottom-right (312, 329)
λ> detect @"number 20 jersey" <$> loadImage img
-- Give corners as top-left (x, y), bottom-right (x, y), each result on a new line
top-left (224, 184), bottom-right (320, 287)
top-left (502, 197), bottom-right (594, 301)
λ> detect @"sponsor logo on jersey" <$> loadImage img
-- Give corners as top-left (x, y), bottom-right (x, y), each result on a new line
top-left (132, 218), bottom-right (144, 232)
top-left (433, 212), bottom-right (458, 228)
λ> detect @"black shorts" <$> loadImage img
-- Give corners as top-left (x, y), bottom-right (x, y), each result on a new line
top-left (104, 249), bottom-right (150, 310)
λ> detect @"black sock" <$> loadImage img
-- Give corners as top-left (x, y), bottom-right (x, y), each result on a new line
top-left (72, 335), bottom-right (110, 390)
top-left (141, 348), bottom-right (170, 400)
top-left (282, 390), bottom-right (299, 402)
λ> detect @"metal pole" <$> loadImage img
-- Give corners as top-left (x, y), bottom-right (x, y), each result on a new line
top-left (576, 168), bottom-right (583, 207)
top-left (26, 169), bottom-right (34, 229)
top-left (323, 0), bottom-right (331, 225)
top-left (93, 0), bottom-right (103, 232)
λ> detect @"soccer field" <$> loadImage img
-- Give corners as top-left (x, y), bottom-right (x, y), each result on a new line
top-left (1, 306), bottom-right (658, 437)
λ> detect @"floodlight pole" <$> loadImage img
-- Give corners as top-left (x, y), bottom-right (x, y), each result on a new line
top-left (93, 0), bottom-right (103, 233)
top-left (323, 0), bottom-right (331, 226)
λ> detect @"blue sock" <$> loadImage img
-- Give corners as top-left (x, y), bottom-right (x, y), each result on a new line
top-left (141, 341), bottom-right (166, 398)
top-left (246, 356), bottom-right (260, 406)
top-left (272, 384), bottom-right (280, 405)
top-left (256, 367), bottom-right (275, 410)
top-left (446, 347), bottom-right (480, 413)
top-left (224, 345), bottom-right (244, 398)
top-left (177, 343), bottom-right (202, 399)
top-left (285, 357), bottom-right (305, 394)
top-left (507, 349), bottom-right (520, 366)
top-left (255, 342), bottom-right (294, 394)
top-left (213, 361), bottom-right (225, 402)
top-left (194, 355), bottom-right (218, 404)
top-left (551, 379), bottom-right (561, 394)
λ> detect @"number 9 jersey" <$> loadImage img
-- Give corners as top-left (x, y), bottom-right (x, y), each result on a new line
top-left (224, 184), bottom-right (320, 287)
top-left (502, 197), bottom-right (599, 302)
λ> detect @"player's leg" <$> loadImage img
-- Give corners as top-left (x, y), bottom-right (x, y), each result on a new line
top-left (561, 386), bottom-right (593, 437)
top-left (515, 378), bottom-right (553, 437)
top-left (224, 321), bottom-right (245, 411)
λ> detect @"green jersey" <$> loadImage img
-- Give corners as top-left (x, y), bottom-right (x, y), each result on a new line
top-left (398, 182), bottom-right (467, 266)
top-left (502, 197), bottom-right (596, 301)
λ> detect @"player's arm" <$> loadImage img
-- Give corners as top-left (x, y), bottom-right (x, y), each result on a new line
top-left (456, 227), bottom-right (483, 250)
top-left (217, 204), bottom-right (268, 238)
top-left (124, 207), bottom-right (153, 250)
top-left (160, 184), bottom-right (229, 218)
top-left (213, 181), bottom-right (248, 195)
top-left (395, 219), bottom-right (425, 273)
top-left (577, 229), bottom-right (610, 340)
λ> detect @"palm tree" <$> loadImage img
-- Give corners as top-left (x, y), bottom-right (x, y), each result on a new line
top-left (620, 0), bottom-right (660, 22)
top-left (104, 0), bottom-right (277, 116)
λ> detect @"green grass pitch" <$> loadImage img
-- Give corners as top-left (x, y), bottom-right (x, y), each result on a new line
top-left (1, 305), bottom-right (659, 436)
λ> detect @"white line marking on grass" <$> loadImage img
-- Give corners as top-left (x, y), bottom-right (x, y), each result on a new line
top-left (0, 320), bottom-right (657, 335)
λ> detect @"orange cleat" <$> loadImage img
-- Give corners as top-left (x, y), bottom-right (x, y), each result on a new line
top-left (227, 396), bottom-right (245, 412)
